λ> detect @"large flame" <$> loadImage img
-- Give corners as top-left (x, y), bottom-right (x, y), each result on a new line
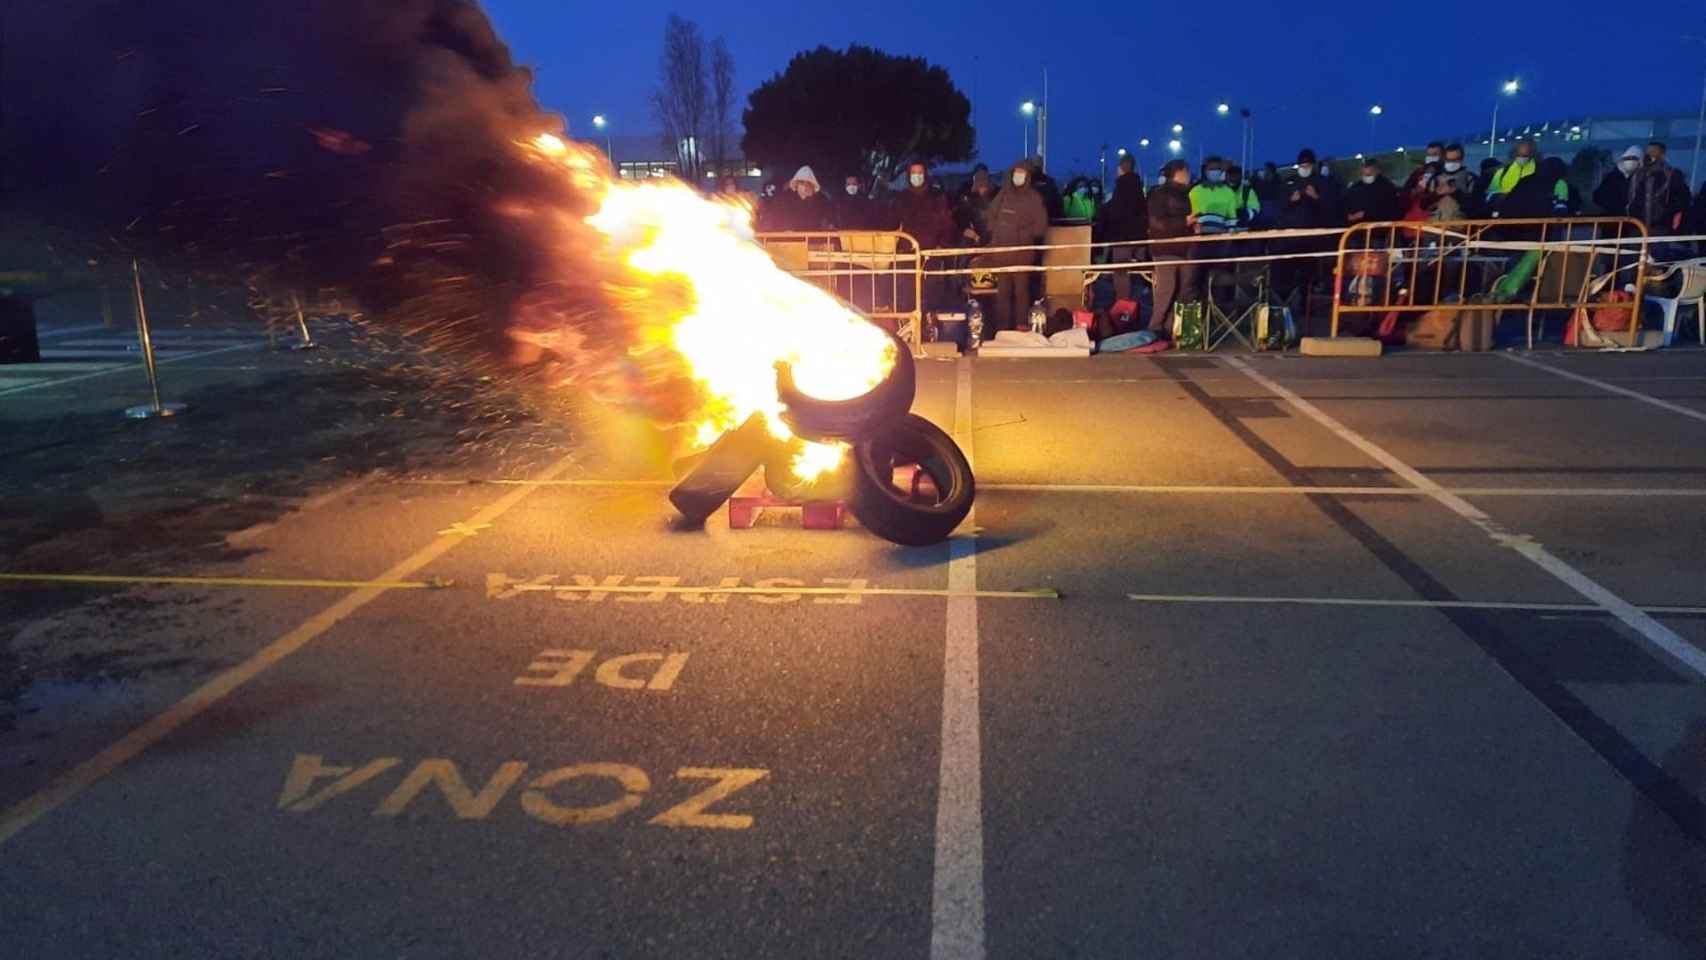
top-left (519, 133), bottom-right (894, 481)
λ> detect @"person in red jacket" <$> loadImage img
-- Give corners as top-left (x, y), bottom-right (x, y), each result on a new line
top-left (890, 161), bottom-right (958, 311)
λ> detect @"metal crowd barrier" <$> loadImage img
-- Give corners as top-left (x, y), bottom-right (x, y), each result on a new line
top-left (1331, 218), bottom-right (1651, 349)
top-left (754, 230), bottom-right (924, 354)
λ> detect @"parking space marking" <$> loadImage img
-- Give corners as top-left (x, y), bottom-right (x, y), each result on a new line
top-left (1228, 356), bottom-right (1706, 681)
top-left (1126, 592), bottom-right (1706, 615)
top-left (0, 341), bottom-right (265, 397)
top-left (512, 650), bottom-right (688, 691)
top-left (932, 357), bottom-right (983, 960)
top-left (276, 753), bottom-right (767, 830)
top-left (1504, 352), bottom-right (1706, 426)
top-left (0, 572), bottom-right (441, 591)
top-left (402, 478), bottom-right (1706, 498)
top-left (485, 573), bottom-right (1056, 602)
top-left (0, 453), bottom-right (579, 848)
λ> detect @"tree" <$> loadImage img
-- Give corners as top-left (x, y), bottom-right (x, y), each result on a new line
top-left (651, 15), bottom-right (708, 181)
top-left (741, 45), bottom-right (975, 187)
top-left (710, 39), bottom-right (736, 179)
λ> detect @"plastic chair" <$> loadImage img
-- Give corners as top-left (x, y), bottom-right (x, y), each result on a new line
top-left (1642, 259), bottom-right (1706, 347)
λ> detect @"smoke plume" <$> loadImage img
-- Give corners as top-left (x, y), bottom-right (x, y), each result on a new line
top-left (2, 0), bottom-right (599, 359)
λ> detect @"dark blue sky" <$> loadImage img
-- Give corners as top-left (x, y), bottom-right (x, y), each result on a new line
top-left (485, 1), bottom-right (1704, 176)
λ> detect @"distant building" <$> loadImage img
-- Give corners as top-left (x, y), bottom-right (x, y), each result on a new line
top-left (597, 133), bottom-right (760, 184)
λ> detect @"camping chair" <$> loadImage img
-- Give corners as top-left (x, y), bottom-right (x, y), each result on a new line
top-left (1205, 259), bottom-right (1270, 351)
top-left (1643, 258), bottom-right (1706, 347)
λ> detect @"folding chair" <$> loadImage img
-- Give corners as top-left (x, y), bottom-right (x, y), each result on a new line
top-left (1643, 258), bottom-right (1706, 347)
top-left (1205, 259), bottom-right (1270, 351)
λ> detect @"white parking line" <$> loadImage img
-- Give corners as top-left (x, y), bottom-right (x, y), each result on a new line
top-left (0, 341), bottom-right (264, 397)
top-left (1126, 592), bottom-right (1706, 615)
top-left (0, 453), bottom-right (578, 847)
top-left (932, 357), bottom-right (984, 960)
top-left (1502, 352), bottom-right (1706, 425)
top-left (1228, 356), bottom-right (1706, 681)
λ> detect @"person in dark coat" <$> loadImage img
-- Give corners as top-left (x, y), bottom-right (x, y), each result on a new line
top-left (1102, 154), bottom-right (1149, 300)
top-left (763, 166), bottom-right (834, 231)
top-left (1146, 158), bottom-right (1198, 334)
top-left (890, 161), bottom-right (958, 311)
top-left (834, 174), bottom-right (887, 230)
top-left (1343, 160), bottom-right (1402, 225)
top-left (1593, 146), bottom-right (1641, 216)
top-left (978, 159), bottom-right (1050, 331)
top-left (953, 165), bottom-right (998, 244)
top-left (1629, 142), bottom-right (1691, 234)
top-left (1276, 148), bottom-right (1333, 302)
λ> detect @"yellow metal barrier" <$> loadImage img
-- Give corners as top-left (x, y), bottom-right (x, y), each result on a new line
top-left (754, 230), bottom-right (924, 354)
top-left (1331, 218), bottom-right (1650, 349)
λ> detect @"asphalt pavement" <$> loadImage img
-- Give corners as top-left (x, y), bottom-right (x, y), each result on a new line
top-left (3, 337), bottom-right (1706, 958)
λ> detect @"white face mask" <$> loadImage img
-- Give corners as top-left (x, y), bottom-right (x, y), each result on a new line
top-left (1620, 159), bottom-right (1638, 174)
top-left (1206, 170), bottom-right (1225, 183)
top-left (1012, 173), bottom-right (1028, 187)
top-left (1360, 174), bottom-right (1376, 184)
top-left (1443, 161), bottom-right (1463, 172)
top-left (1425, 153), bottom-right (1441, 164)
top-left (846, 184), bottom-right (860, 196)
top-left (909, 173), bottom-right (926, 187)
top-left (1297, 165), bottom-right (1314, 179)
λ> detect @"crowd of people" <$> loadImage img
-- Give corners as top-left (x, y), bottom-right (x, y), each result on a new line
top-left (739, 136), bottom-right (1706, 336)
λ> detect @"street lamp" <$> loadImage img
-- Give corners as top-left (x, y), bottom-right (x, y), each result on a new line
top-left (1216, 103), bottom-right (1230, 116)
top-left (1167, 139), bottom-right (1182, 154)
top-left (592, 114), bottom-right (612, 161)
top-left (1139, 137), bottom-right (1150, 149)
top-left (1489, 79), bottom-right (1519, 158)
top-left (1368, 104), bottom-right (1382, 147)
top-left (1171, 122), bottom-right (1184, 135)
top-left (1021, 100), bottom-right (1036, 157)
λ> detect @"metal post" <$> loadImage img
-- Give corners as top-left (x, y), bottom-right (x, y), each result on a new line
top-left (290, 292), bottom-right (318, 350)
top-left (1487, 100), bottom-right (1501, 160)
top-left (125, 259), bottom-right (187, 419)
top-left (1691, 70), bottom-right (1706, 189)
top-left (1040, 67), bottom-right (1049, 170)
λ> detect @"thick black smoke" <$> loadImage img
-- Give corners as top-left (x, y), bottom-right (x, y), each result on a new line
top-left (1, 0), bottom-right (599, 357)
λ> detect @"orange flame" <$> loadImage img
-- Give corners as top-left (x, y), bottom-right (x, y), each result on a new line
top-left (519, 133), bottom-right (894, 481)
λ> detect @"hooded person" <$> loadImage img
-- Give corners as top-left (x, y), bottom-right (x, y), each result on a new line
top-left (1629, 141), bottom-right (1692, 237)
top-left (954, 164), bottom-right (998, 244)
top-left (977, 160), bottom-right (1050, 332)
top-left (1593, 146), bottom-right (1641, 216)
top-left (765, 165), bottom-right (834, 231)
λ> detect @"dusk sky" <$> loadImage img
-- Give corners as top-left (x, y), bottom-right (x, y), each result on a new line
top-left (485, 1), bottom-right (1706, 176)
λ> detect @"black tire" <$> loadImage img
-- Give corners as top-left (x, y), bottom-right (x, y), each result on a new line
top-left (774, 329), bottom-right (915, 442)
top-left (847, 414), bottom-right (975, 547)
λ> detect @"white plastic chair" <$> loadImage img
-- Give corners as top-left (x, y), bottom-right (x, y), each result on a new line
top-left (1643, 259), bottom-right (1706, 347)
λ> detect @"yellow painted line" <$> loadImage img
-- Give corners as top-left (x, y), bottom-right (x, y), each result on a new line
top-left (0, 452), bottom-right (579, 848)
top-left (0, 573), bottom-right (440, 591)
top-left (509, 584), bottom-right (1058, 600)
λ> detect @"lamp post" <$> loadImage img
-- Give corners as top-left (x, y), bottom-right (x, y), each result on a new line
top-left (592, 114), bottom-right (612, 161)
top-left (1488, 79), bottom-right (1519, 158)
top-left (1368, 104), bottom-right (1382, 149)
top-left (1021, 100), bottom-right (1036, 158)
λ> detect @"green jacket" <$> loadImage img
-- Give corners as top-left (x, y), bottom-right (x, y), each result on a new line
top-left (1486, 158), bottom-right (1535, 198)
top-left (1188, 182), bottom-right (1240, 234)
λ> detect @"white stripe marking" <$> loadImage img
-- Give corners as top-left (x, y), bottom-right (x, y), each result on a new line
top-left (1228, 356), bottom-right (1706, 680)
top-left (34, 323), bottom-right (110, 339)
top-left (1126, 592), bottom-right (1706, 615)
top-left (1502, 352), bottom-right (1706, 426)
top-left (932, 357), bottom-right (984, 960)
top-left (0, 342), bottom-right (264, 397)
top-left (0, 454), bottom-right (577, 846)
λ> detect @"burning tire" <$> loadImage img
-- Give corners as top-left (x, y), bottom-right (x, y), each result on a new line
top-left (774, 329), bottom-right (915, 442)
top-left (763, 442), bottom-right (852, 501)
top-left (847, 414), bottom-right (974, 547)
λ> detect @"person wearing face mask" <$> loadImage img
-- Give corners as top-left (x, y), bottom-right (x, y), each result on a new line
top-left (1593, 147), bottom-right (1642, 216)
top-left (1485, 140), bottom-right (1539, 213)
top-left (890, 161), bottom-right (957, 312)
top-left (1344, 160), bottom-right (1401, 226)
top-left (1189, 157), bottom-right (1239, 237)
top-left (1147, 158), bottom-right (1200, 336)
top-left (1404, 142), bottom-right (1447, 196)
top-left (1434, 143), bottom-right (1480, 218)
top-left (1628, 142), bottom-right (1691, 253)
top-left (1225, 164), bottom-right (1263, 230)
top-left (978, 160), bottom-right (1050, 332)
top-left (1276, 148), bottom-right (1333, 306)
top-left (835, 174), bottom-right (886, 230)
top-left (954, 165), bottom-right (998, 245)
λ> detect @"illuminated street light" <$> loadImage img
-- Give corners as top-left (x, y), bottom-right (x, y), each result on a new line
top-left (1139, 137), bottom-right (1150, 148)
top-left (1216, 103), bottom-right (1230, 116)
top-left (1502, 79), bottom-right (1520, 95)
top-left (1020, 101), bottom-right (1037, 156)
top-left (1171, 122), bottom-right (1184, 135)
top-left (1368, 104), bottom-right (1382, 146)
top-left (1117, 147), bottom-right (1128, 157)
top-left (1020, 101), bottom-right (1036, 116)
top-left (592, 114), bottom-right (612, 159)
top-left (1369, 104), bottom-right (1383, 116)
top-left (1167, 139), bottom-right (1182, 153)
